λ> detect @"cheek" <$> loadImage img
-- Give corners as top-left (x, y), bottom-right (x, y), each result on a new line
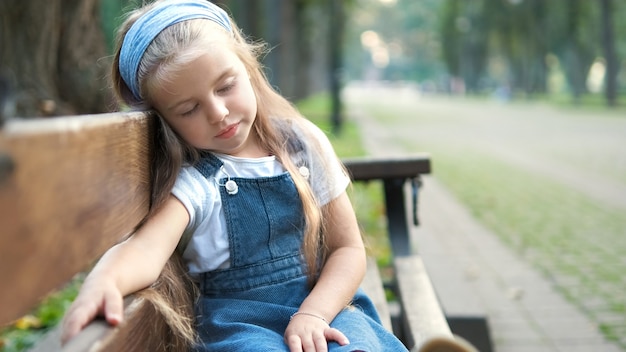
top-left (179, 123), bottom-right (208, 139)
top-left (162, 118), bottom-right (202, 141)
top-left (242, 85), bottom-right (258, 114)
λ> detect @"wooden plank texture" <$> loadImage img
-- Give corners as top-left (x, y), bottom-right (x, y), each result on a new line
top-left (395, 255), bottom-right (452, 350)
top-left (0, 112), bottom-right (152, 326)
top-left (30, 296), bottom-right (142, 352)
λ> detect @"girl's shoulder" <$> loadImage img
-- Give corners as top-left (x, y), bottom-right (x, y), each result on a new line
top-left (174, 164), bottom-right (217, 198)
top-left (276, 117), bottom-right (334, 156)
top-left (287, 117), bottom-right (328, 141)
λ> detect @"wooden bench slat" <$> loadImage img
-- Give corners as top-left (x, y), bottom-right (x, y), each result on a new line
top-left (395, 255), bottom-right (453, 350)
top-left (0, 112), bottom-right (152, 325)
top-left (29, 319), bottom-right (111, 352)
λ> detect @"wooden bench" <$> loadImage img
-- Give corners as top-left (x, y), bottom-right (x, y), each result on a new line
top-left (0, 112), bottom-right (455, 351)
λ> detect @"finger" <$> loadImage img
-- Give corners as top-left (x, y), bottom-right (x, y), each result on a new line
top-left (324, 328), bottom-right (350, 346)
top-left (313, 330), bottom-right (328, 352)
top-left (103, 290), bottom-right (124, 326)
top-left (61, 316), bottom-right (80, 345)
top-left (61, 305), bottom-right (92, 345)
top-left (286, 334), bottom-right (303, 352)
top-left (300, 335), bottom-right (316, 352)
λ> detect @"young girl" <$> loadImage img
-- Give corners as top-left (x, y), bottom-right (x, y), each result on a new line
top-left (60, 0), bottom-right (408, 351)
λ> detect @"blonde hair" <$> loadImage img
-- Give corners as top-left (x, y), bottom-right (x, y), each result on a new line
top-left (108, 3), bottom-right (344, 348)
top-left (112, 1), bottom-right (333, 282)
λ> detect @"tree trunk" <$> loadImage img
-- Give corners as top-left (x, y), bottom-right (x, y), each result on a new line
top-left (600, 0), bottom-right (618, 107)
top-left (561, 0), bottom-right (594, 103)
top-left (293, 0), bottom-right (312, 101)
top-left (0, 0), bottom-right (110, 118)
top-left (329, 0), bottom-right (344, 133)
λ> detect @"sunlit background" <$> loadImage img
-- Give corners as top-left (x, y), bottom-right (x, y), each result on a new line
top-left (344, 0), bottom-right (625, 103)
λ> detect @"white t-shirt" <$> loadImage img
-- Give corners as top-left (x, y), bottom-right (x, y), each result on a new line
top-left (171, 120), bottom-right (349, 276)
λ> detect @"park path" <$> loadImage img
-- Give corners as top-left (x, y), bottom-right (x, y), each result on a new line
top-left (343, 82), bottom-right (625, 352)
top-left (344, 83), bottom-right (626, 211)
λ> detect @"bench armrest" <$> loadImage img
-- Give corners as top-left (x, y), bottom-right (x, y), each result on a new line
top-left (343, 154), bottom-right (430, 182)
top-left (345, 155), bottom-right (431, 258)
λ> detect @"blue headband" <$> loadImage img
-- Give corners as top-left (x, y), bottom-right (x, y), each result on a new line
top-left (119, 0), bottom-right (232, 101)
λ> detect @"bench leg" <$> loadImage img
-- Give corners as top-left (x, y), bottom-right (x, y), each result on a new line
top-left (384, 178), bottom-right (411, 257)
top-left (447, 316), bottom-right (493, 352)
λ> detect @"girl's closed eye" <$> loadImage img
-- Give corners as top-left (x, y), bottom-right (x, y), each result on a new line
top-left (181, 103), bottom-right (199, 117)
top-left (217, 78), bottom-right (237, 94)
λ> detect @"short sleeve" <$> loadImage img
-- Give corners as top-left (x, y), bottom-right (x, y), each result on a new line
top-left (171, 165), bottom-right (221, 253)
top-left (299, 119), bottom-right (350, 206)
top-left (171, 165), bottom-right (230, 272)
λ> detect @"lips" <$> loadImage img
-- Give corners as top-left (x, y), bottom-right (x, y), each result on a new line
top-left (215, 123), bottom-right (239, 139)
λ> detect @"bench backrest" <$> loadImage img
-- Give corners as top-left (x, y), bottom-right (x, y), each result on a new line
top-left (0, 113), bottom-right (152, 326)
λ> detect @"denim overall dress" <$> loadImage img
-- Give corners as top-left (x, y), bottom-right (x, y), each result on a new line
top-left (191, 153), bottom-right (408, 351)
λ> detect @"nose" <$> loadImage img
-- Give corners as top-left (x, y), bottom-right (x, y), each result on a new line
top-left (204, 97), bottom-right (228, 123)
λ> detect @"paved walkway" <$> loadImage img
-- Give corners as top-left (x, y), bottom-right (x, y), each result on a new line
top-left (345, 84), bottom-right (623, 352)
top-left (415, 177), bottom-right (621, 352)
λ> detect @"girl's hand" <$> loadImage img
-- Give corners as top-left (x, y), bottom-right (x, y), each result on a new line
top-left (284, 313), bottom-right (350, 352)
top-left (60, 278), bottom-right (124, 345)
top-left (60, 196), bottom-right (189, 345)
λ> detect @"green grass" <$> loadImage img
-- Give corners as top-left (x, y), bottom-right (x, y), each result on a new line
top-left (0, 276), bottom-right (82, 351)
top-left (533, 92), bottom-right (626, 111)
top-left (296, 93), bottom-right (365, 158)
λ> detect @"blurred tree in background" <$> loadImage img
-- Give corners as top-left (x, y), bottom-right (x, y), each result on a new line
top-left (0, 0), bottom-right (112, 117)
top-left (221, 0), bottom-right (350, 131)
top-left (345, 0), bottom-right (625, 107)
top-left (0, 0), bottom-right (347, 119)
top-left (344, 0), bottom-right (448, 85)
top-left (219, 0), bottom-right (349, 127)
top-left (1, 0), bottom-right (623, 120)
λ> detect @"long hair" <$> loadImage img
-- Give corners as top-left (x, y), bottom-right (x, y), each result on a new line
top-left (108, 1), bottom-right (341, 349)
top-left (112, 1), bottom-right (335, 283)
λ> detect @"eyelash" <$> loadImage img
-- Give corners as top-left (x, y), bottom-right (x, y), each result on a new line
top-left (181, 104), bottom-right (198, 117)
top-left (179, 79), bottom-right (236, 117)
top-left (218, 82), bottom-right (235, 94)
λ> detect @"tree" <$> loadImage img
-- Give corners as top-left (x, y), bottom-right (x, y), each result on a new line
top-left (224, 0), bottom-right (347, 131)
top-left (555, 0), bottom-right (596, 103)
top-left (1, 0), bottom-right (350, 120)
top-left (220, 0), bottom-right (332, 102)
top-left (600, 0), bottom-right (618, 107)
top-left (479, 0), bottom-right (549, 96)
top-left (440, 0), bottom-right (490, 93)
top-left (0, 0), bottom-right (112, 118)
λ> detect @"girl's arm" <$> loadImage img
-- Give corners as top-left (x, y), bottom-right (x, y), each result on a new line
top-left (285, 191), bottom-right (366, 351)
top-left (61, 195), bottom-right (189, 344)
